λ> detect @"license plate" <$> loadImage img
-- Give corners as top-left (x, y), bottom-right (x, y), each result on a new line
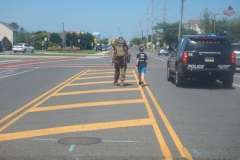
top-left (205, 57), bottom-right (214, 62)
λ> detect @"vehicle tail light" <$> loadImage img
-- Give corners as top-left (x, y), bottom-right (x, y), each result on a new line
top-left (231, 52), bottom-right (236, 64)
top-left (182, 51), bottom-right (188, 63)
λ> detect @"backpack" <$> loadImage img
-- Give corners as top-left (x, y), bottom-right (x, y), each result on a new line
top-left (114, 39), bottom-right (127, 57)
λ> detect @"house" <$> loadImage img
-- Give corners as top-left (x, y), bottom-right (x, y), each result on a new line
top-left (184, 20), bottom-right (202, 34)
top-left (0, 21), bottom-right (18, 45)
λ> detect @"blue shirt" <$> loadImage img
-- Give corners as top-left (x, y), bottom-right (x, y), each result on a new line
top-left (136, 52), bottom-right (148, 67)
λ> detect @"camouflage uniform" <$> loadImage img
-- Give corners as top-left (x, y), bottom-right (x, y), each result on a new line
top-left (112, 39), bottom-right (129, 87)
top-left (114, 56), bottom-right (127, 82)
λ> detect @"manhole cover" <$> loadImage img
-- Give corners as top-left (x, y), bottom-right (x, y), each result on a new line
top-left (57, 137), bottom-right (101, 145)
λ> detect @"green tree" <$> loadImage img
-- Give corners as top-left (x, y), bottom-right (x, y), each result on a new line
top-left (99, 38), bottom-right (108, 45)
top-left (16, 27), bottom-right (34, 44)
top-left (130, 37), bottom-right (144, 46)
top-left (49, 32), bottom-right (62, 44)
top-left (78, 32), bottom-right (94, 50)
top-left (2, 36), bottom-right (12, 51)
top-left (154, 22), bottom-right (179, 46)
top-left (32, 31), bottom-right (48, 50)
top-left (199, 8), bottom-right (213, 34)
top-left (9, 22), bottom-right (19, 31)
top-left (66, 32), bottom-right (78, 47)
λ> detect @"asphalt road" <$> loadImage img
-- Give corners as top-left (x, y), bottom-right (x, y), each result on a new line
top-left (0, 50), bottom-right (240, 160)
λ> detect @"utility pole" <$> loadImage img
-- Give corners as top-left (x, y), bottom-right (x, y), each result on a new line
top-left (146, 8), bottom-right (149, 43)
top-left (159, 0), bottom-right (170, 23)
top-left (151, 0), bottom-right (154, 52)
top-left (62, 23), bottom-right (66, 55)
top-left (214, 14), bottom-right (219, 34)
top-left (178, 0), bottom-right (185, 40)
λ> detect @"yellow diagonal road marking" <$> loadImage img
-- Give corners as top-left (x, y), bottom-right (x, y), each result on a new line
top-left (83, 71), bottom-right (131, 75)
top-left (29, 99), bottom-right (144, 112)
top-left (0, 119), bottom-right (153, 142)
top-left (0, 70), bottom-right (88, 132)
top-left (53, 88), bottom-right (140, 96)
top-left (132, 70), bottom-right (172, 159)
top-left (0, 70), bottom-right (86, 125)
top-left (77, 75), bottom-right (134, 80)
top-left (86, 69), bottom-right (114, 72)
top-left (144, 82), bottom-right (193, 160)
top-left (66, 80), bottom-right (136, 86)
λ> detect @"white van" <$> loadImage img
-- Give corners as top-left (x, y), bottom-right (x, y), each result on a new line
top-left (232, 43), bottom-right (240, 67)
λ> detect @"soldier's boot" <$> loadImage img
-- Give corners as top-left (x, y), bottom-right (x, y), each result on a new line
top-left (113, 80), bottom-right (118, 86)
top-left (120, 80), bottom-right (124, 87)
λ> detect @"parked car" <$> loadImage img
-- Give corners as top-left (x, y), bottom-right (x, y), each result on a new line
top-left (158, 47), bottom-right (169, 56)
top-left (232, 43), bottom-right (240, 68)
top-left (95, 45), bottom-right (102, 51)
top-left (101, 46), bottom-right (107, 51)
top-left (167, 35), bottom-right (236, 88)
top-left (12, 43), bottom-right (34, 53)
top-left (0, 41), bottom-right (3, 52)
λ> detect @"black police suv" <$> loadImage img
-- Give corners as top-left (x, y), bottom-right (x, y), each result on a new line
top-left (167, 35), bottom-right (236, 88)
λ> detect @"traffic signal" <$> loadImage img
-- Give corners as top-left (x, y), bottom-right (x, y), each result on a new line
top-left (111, 38), bottom-right (115, 45)
top-left (94, 38), bottom-right (97, 44)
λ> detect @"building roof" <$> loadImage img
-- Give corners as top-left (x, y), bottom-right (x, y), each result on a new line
top-left (185, 20), bottom-right (200, 26)
top-left (0, 21), bottom-right (18, 31)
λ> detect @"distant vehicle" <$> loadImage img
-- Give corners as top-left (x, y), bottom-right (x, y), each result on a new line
top-left (167, 35), bottom-right (236, 88)
top-left (108, 45), bottom-right (113, 50)
top-left (101, 46), bottom-right (107, 51)
top-left (12, 43), bottom-right (34, 53)
top-left (232, 43), bottom-right (240, 67)
top-left (0, 41), bottom-right (3, 52)
top-left (95, 45), bottom-right (102, 51)
top-left (158, 47), bottom-right (169, 56)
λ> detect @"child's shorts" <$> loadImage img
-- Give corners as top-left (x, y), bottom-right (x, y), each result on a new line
top-left (138, 66), bottom-right (146, 73)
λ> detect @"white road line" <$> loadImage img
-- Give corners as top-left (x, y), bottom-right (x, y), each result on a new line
top-left (0, 69), bottom-right (14, 74)
top-left (0, 60), bottom-right (22, 63)
top-left (233, 83), bottom-right (240, 88)
top-left (0, 68), bottom-right (39, 79)
top-left (234, 75), bottom-right (240, 78)
top-left (7, 59), bottom-right (74, 67)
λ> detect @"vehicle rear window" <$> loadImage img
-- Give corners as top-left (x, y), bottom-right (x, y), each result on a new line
top-left (188, 38), bottom-right (231, 53)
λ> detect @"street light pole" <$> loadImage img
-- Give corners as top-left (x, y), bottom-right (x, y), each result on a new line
top-left (178, 0), bottom-right (185, 40)
top-left (214, 14), bottom-right (219, 34)
top-left (62, 23), bottom-right (66, 55)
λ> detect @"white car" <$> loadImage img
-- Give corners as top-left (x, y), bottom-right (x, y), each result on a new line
top-left (12, 43), bottom-right (34, 53)
top-left (232, 43), bottom-right (240, 67)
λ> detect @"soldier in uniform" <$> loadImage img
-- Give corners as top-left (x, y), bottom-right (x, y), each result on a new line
top-left (111, 37), bottom-right (131, 87)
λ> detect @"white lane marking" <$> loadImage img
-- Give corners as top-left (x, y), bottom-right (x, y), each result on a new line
top-left (0, 69), bottom-right (15, 74)
top-left (233, 83), bottom-right (240, 88)
top-left (234, 75), bottom-right (240, 78)
top-left (150, 56), bottom-right (166, 61)
top-left (0, 68), bottom-right (39, 79)
top-left (7, 59), bottom-right (74, 67)
top-left (0, 60), bottom-right (22, 63)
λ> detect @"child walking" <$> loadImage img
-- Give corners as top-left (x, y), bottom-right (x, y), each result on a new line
top-left (135, 46), bottom-right (148, 87)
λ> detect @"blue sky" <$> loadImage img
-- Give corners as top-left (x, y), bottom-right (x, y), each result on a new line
top-left (0, 0), bottom-right (239, 41)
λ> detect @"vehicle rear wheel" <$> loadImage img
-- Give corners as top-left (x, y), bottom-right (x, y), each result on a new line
top-left (175, 70), bottom-right (184, 87)
top-left (222, 77), bottom-right (233, 88)
top-left (167, 66), bottom-right (172, 81)
top-left (31, 49), bottom-right (34, 53)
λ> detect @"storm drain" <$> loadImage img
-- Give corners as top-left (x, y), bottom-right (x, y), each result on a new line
top-left (57, 137), bottom-right (101, 145)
